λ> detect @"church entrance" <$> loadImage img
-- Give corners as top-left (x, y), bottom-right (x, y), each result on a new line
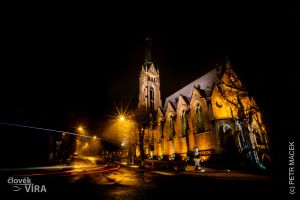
top-left (219, 125), bottom-right (241, 169)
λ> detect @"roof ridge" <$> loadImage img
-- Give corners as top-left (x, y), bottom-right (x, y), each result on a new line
top-left (163, 67), bottom-right (218, 111)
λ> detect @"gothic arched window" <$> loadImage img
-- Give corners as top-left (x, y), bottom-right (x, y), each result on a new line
top-left (160, 120), bottom-right (164, 138)
top-left (169, 116), bottom-right (175, 140)
top-left (150, 87), bottom-right (154, 111)
top-left (195, 104), bottom-right (205, 133)
top-left (181, 109), bottom-right (188, 137)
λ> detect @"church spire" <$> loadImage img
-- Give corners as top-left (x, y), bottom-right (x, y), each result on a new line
top-left (145, 37), bottom-right (152, 64)
top-left (138, 37), bottom-right (162, 112)
top-left (225, 56), bottom-right (232, 69)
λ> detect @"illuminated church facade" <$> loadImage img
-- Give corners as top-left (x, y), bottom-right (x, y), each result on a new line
top-left (137, 39), bottom-right (270, 168)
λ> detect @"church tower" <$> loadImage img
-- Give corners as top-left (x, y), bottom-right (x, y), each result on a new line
top-left (138, 38), bottom-right (162, 114)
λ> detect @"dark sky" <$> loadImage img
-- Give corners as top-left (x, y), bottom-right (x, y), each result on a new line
top-left (0, 5), bottom-right (296, 145)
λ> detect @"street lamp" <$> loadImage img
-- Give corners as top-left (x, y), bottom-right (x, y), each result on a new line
top-left (75, 125), bottom-right (85, 156)
top-left (118, 115), bottom-right (136, 165)
top-left (78, 126), bottom-right (84, 132)
top-left (119, 115), bottom-right (125, 122)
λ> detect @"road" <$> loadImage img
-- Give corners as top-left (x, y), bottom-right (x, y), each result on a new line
top-left (0, 157), bottom-right (286, 200)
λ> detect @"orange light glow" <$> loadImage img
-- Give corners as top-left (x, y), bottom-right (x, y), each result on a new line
top-left (119, 116), bottom-right (125, 121)
top-left (78, 126), bottom-right (83, 131)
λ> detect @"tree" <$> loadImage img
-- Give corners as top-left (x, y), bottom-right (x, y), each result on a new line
top-left (216, 63), bottom-right (269, 169)
top-left (116, 108), bottom-right (152, 169)
top-left (133, 109), bottom-right (150, 169)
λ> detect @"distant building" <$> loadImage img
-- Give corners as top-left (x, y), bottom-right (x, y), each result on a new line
top-left (137, 39), bottom-right (270, 169)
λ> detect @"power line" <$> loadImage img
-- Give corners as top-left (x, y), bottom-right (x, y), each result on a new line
top-left (0, 122), bottom-right (101, 140)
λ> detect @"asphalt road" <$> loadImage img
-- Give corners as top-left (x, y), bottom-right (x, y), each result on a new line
top-left (0, 158), bottom-right (286, 200)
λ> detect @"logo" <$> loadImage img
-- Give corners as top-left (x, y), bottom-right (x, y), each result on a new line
top-left (7, 177), bottom-right (47, 193)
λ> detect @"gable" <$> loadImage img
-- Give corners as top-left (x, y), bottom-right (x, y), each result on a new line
top-left (166, 101), bottom-right (176, 114)
top-left (190, 86), bottom-right (205, 103)
top-left (178, 95), bottom-right (189, 106)
top-left (176, 95), bottom-right (190, 113)
top-left (220, 67), bottom-right (243, 89)
top-left (148, 63), bottom-right (158, 75)
top-left (211, 84), bottom-right (234, 119)
top-left (158, 107), bottom-right (165, 117)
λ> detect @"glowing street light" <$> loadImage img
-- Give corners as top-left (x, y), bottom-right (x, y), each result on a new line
top-left (119, 115), bottom-right (125, 122)
top-left (78, 126), bottom-right (84, 132)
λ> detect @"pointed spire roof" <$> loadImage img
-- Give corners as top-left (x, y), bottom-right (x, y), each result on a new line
top-left (145, 37), bottom-right (152, 64)
top-left (225, 56), bottom-right (232, 69)
top-left (142, 37), bottom-right (159, 72)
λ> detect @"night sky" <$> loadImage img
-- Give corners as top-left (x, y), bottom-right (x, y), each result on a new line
top-left (0, 5), bottom-right (296, 160)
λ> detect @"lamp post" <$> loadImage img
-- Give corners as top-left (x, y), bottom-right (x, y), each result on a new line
top-left (75, 125), bottom-right (85, 156)
top-left (118, 115), bottom-right (136, 165)
top-left (117, 110), bottom-right (148, 169)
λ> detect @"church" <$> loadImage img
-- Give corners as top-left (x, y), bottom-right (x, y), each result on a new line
top-left (137, 39), bottom-right (270, 169)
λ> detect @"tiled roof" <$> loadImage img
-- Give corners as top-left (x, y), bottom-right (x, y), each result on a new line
top-left (163, 68), bottom-right (218, 111)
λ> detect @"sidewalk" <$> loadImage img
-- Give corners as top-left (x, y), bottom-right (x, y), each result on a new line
top-left (115, 161), bottom-right (225, 174)
top-left (114, 161), bottom-right (178, 176)
top-left (115, 161), bottom-right (278, 181)
top-left (184, 165), bottom-right (279, 181)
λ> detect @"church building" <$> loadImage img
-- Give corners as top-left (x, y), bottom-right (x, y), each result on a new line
top-left (137, 38), bottom-right (270, 169)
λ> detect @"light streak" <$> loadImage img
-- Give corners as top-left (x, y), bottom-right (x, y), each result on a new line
top-left (0, 122), bottom-right (100, 140)
top-left (13, 164), bottom-right (120, 177)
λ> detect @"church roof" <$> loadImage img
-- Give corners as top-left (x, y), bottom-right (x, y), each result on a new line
top-left (163, 68), bottom-right (218, 111)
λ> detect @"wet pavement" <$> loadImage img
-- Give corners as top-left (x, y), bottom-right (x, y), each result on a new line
top-left (0, 158), bottom-right (286, 200)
